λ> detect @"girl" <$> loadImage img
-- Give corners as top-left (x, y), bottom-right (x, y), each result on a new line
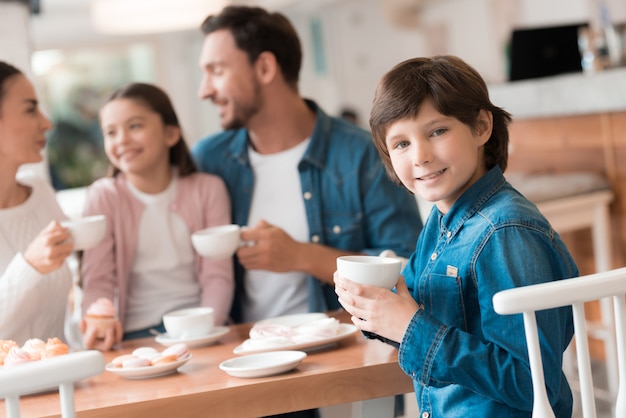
top-left (335, 56), bottom-right (577, 417)
top-left (0, 61), bottom-right (75, 345)
top-left (81, 83), bottom-right (234, 351)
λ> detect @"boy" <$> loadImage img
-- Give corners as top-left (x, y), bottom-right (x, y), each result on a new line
top-left (335, 56), bottom-right (577, 417)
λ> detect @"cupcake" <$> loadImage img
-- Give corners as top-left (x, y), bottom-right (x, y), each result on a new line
top-left (4, 347), bottom-right (33, 367)
top-left (0, 339), bottom-right (18, 366)
top-left (22, 338), bottom-right (46, 360)
top-left (84, 297), bottom-right (117, 339)
top-left (41, 337), bottom-right (69, 359)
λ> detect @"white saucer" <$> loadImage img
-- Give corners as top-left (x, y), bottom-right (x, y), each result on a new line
top-left (219, 351), bottom-right (306, 378)
top-left (155, 326), bottom-right (230, 348)
top-left (106, 354), bottom-right (192, 379)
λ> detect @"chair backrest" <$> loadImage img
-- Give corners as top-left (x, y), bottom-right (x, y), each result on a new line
top-left (0, 350), bottom-right (104, 418)
top-left (493, 267), bottom-right (626, 418)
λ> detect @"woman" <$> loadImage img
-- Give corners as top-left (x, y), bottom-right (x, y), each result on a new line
top-left (0, 61), bottom-right (74, 345)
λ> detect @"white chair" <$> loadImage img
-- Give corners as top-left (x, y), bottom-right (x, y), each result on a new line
top-left (0, 350), bottom-right (105, 418)
top-left (493, 267), bottom-right (626, 418)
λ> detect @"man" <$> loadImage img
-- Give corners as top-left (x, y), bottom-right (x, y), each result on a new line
top-left (193, 4), bottom-right (421, 326)
top-left (193, 9), bottom-right (421, 416)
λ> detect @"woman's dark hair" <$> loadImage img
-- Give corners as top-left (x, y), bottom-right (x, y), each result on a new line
top-left (0, 62), bottom-right (23, 114)
top-left (370, 55), bottom-right (512, 184)
top-left (200, 5), bottom-right (302, 88)
top-left (103, 82), bottom-right (197, 177)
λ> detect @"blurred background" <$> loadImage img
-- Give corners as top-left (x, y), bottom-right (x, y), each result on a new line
top-left (1, 0), bottom-right (625, 189)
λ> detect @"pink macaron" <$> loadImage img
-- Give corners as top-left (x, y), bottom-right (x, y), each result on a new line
top-left (122, 356), bottom-right (151, 368)
top-left (161, 343), bottom-right (189, 359)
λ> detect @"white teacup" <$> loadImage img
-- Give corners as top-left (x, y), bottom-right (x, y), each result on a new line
top-left (191, 224), bottom-right (242, 259)
top-left (336, 255), bottom-right (403, 289)
top-left (163, 307), bottom-right (215, 339)
top-left (60, 215), bottom-right (107, 251)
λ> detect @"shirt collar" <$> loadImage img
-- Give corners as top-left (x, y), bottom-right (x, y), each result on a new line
top-left (224, 99), bottom-right (330, 169)
top-left (440, 166), bottom-right (507, 236)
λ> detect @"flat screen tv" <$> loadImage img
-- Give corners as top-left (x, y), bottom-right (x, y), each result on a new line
top-left (509, 23), bottom-right (587, 81)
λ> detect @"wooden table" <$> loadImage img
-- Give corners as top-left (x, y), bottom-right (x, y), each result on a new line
top-left (12, 310), bottom-right (413, 418)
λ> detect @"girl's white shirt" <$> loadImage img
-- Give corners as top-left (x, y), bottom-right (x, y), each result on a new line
top-left (125, 172), bottom-right (198, 332)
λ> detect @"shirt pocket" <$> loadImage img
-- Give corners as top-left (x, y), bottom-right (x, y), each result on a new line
top-left (321, 211), bottom-right (364, 249)
top-left (423, 273), bottom-right (467, 330)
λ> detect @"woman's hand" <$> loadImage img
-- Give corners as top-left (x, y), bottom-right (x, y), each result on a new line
top-left (334, 272), bottom-right (420, 343)
top-left (81, 318), bottom-right (123, 352)
top-left (23, 221), bottom-right (74, 274)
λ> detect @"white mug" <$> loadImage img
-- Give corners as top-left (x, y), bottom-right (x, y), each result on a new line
top-left (162, 307), bottom-right (215, 339)
top-left (191, 224), bottom-right (242, 260)
top-left (60, 215), bottom-right (107, 251)
top-left (336, 255), bottom-right (402, 289)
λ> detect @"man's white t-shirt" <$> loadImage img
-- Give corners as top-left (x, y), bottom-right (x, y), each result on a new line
top-left (243, 139), bottom-right (311, 322)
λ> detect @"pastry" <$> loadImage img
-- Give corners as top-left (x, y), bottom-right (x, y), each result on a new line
top-left (151, 354), bottom-right (178, 365)
top-left (84, 297), bottom-right (117, 339)
top-left (132, 347), bottom-right (160, 361)
top-left (122, 356), bottom-right (151, 368)
top-left (42, 337), bottom-right (69, 358)
top-left (162, 342), bottom-right (189, 359)
top-left (22, 338), bottom-right (46, 360)
top-left (4, 347), bottom-right (33, 367)
top-left (0, 339), bottom-right (18, 365)
top-left (111, 354), bottom-right (137, 368)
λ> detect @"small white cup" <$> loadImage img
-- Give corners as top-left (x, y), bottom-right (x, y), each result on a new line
top-left (163, 307), bottom-right (215, 339)
top-left (191, 224), bottom-right (242, 259)
top-left (60, 215), bottom-right (107, 251)
top-left (336, 255), bottom-right (403, 289)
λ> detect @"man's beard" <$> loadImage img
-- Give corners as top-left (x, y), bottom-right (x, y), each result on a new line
top-left (222, 84), bottom-right (263, 130)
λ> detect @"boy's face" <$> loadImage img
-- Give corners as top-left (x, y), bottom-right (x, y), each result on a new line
top-left (385, 98), bottom-right (492, 214)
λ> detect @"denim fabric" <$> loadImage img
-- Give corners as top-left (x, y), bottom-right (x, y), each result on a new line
top-left (192, 100), bottom-right (422, 323)
top-left (399, 166), bottom-right (577, 417)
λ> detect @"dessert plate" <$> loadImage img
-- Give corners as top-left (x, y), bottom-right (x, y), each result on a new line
top-left (155, 326), bottom-right (229, 348)
top-left (105, 354), bottom-right (192, 379)
top-left (233, 323), bottom-right (358, 355)
top-left (219, 351), bottom-right (306, 378)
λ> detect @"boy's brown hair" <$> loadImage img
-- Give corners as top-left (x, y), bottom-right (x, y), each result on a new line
top-left (370, 55), bottom-right (512, 185)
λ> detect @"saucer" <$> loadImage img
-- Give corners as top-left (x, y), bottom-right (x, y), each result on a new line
top-left (219, 351), bottom-right (306, 378)
top-left (155, 326), bottom-right (229, 348)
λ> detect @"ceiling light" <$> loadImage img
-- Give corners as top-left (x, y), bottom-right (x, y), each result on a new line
top-left (91, 0), bottom-right (229, 35)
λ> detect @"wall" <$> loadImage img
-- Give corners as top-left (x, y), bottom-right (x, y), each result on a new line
top-left (21, 0), bottom-right (626, 145)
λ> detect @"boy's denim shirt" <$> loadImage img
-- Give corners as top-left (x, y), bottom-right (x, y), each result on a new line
top-left (400, 166), bottom-right (577, 417)
top-left (192, 99), bottom-right (422, 323)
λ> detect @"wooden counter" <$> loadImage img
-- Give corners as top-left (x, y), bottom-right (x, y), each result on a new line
top-left (8, 310), bottom-right (413, 418)
top-left (487, 70), bottom-right (626, 273)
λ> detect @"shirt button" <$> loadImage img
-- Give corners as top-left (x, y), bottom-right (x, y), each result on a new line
top-left (421, 412), bottom-right (430, 418)
top-left (303, 191), bottom-right (312, 200)
top-left (311, 235), bottom-right (320, 243)
top-left (332, 225), bottom-right (341, 234)
top-left (430, 252), bottom-right (437, 261)
top-left (446, 231), bottom-right (451, 238)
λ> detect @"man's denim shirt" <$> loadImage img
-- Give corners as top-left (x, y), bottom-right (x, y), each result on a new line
top-left (192, 100), bottom-right (422, 322)
top-left (400, 166), bottom-right (577, 417)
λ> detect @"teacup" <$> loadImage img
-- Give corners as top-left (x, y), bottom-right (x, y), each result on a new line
top-left (191, 224), bottom-right (242, 259)
top-left (163, 307), bottom-right (215, 339)
top-left (60, 215), bottom-right (107, 251)
top-left (336, 255), bottom-right (403, 289)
